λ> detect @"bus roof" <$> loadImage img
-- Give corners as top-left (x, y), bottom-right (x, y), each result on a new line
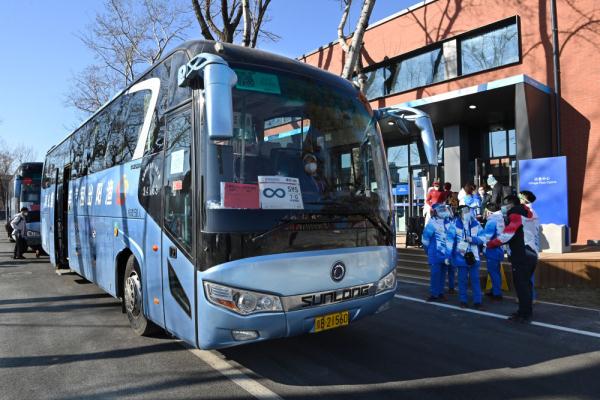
top-left (47, 40), bottom-right (357, 156)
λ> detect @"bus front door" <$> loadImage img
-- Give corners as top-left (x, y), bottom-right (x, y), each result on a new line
top-left (161, 107), bottom-right (197, 346)
top-left (54, 166), bottom-right (70, 268)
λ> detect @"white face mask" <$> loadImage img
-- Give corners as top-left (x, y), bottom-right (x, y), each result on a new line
top-left (437, 211), bottom-right (449, 219)
top-left (304, 162), bottom-right (317, 174)
top-left (478, 190), bottom-right (485, 196)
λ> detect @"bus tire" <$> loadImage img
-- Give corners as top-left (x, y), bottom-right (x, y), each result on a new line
top-left (123, 255), bottom-right (157, 336)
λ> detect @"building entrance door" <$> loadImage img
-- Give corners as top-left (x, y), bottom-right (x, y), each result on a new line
top-left (475, 157), bottom-right (517, 187)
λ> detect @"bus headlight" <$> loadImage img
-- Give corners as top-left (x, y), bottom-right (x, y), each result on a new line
top-left (203, 282), bottom-right (282, 315)
top-left (376, 271), bottom-right (396, 294)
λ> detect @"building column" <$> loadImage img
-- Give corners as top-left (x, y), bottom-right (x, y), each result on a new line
top-left (515, 82), bottom-right (552, 160)
top-left (443, 124), bottom-right (468, 191)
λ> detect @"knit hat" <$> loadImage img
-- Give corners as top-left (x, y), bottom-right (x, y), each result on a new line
top-left (487, 175), bottom-right (497, 186)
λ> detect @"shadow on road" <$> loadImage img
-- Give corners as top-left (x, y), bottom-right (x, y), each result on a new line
top-left (0, 301), bottom-right (120, 314)
top-left (0, 342), bottom-right (184, 368)
top-left (0, 259), bottom-right (50, 267)
top-left (0, 293), bottom-right (111, 306)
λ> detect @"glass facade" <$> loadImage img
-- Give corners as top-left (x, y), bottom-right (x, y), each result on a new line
top-left (362, 67), bottom-right (386, 99)
top-left (357, 18), bottom-right (519, 100)
top-left (488, 129), bottom-right (516, 158)
top-left (460, 23), bottom-right (519, 75)
top-left (389, 49), bottom-right (446, 93)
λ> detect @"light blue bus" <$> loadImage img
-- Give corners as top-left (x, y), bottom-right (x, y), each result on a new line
top-left (41, 41), bottom-right (437, 349)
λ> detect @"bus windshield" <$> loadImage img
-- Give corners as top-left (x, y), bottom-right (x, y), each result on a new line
top-left (21, 182), bottom-right (41, 203)
top-left (19, 179), bottom-right (42, 222)
top-left (203, 67), bottom-right (391, 235)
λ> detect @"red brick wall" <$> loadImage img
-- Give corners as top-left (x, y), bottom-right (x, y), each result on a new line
top-left (300, 0), bottom-right (600, 244)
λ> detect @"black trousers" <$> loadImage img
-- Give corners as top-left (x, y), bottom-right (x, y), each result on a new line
top-left (14, 237), bottom-right (27, 258)
top-left (511, 247), bottom-right (538, 318)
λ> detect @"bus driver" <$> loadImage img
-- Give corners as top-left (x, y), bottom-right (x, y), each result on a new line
top-left (302, 152), bottom-right (327, 194)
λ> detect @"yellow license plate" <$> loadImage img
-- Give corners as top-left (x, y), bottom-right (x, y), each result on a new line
top-left (314, 311), bottom-right (349, 333)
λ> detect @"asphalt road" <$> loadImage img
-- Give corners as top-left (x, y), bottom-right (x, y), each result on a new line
top-left (1, 236), bottom-right (599, 400)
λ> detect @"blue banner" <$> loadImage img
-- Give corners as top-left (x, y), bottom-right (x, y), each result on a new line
top-left (393, 183), bottom-right (409, 196)
top-left (518, 156), bottom-right (568, 226)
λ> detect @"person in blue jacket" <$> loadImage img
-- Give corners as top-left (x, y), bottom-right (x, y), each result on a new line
top-left (483, 203), bottom-right (505, 300)
top-left (447, 205), bottom-right (485, 309)
top-left (422, 203), bottom-right (453, 302)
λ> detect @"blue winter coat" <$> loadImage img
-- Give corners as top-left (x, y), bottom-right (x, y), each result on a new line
top-left (422, 217), bottom-right (451, 264)
top-left (447, 216), bottom-right (484, 267)
top-left (483, 211), bottom-right (505, 261)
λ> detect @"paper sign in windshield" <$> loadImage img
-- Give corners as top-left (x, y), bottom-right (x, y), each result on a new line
top-left (258, 176), bottom-right (303, 210)
top-left (234, 69), bottom-right (281, 95)
top-left (221, 182), bottom-right (259, 209)
top-left (170, 149), bottom-right (185, 175)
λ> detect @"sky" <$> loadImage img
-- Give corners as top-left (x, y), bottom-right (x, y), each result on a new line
top-left (0, 0), bottom-right (418, 161)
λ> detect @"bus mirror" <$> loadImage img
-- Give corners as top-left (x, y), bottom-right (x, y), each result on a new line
top-left (204, 62), bottom-right (238, 140)
top-left (414, 115), bottom-right (438, 166)
top-left (178, 53), bottom-right (238, 140)
top-left (376, 106), bottom-right (438, 166)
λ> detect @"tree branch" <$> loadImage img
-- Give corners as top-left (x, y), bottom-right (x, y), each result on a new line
top-left (192, 0), bottom-right (216, 40)
top-left (337, 0), bottom-right (351, 54)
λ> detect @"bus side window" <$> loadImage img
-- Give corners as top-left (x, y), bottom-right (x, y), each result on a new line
top-left (70, 129), bottom-right (85, 179)
top-left (120, 89), bottom-right (152, 162)
top-left (89, 113), bottom-right (109, 174)
top-left (163, 108), bottom-right (193, 254)
top-left (142, 55), bottom-right (173, 157)
top-left (168, 51), bottom-right (191, 108)
top-left (104, 97), bottom-right (126, 169)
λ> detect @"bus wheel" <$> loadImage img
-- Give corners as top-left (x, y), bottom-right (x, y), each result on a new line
top-left (123, 256), bottom-right (157, 336)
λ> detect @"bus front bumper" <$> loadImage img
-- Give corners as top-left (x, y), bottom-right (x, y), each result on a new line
top-left (196, 286), bottom-right (396, 350)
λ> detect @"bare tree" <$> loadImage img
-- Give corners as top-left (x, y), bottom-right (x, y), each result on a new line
top-left (337, 0), bottom-right (377, 88)
top-left (191, 0), bottom-right (276, 48)
top-left (0, 139), bottom-right (37, 212)
top-left (67, 0), bottom-right (192, 114)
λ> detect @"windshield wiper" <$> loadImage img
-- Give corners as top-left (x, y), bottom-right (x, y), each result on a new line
top-left (250, 215), bottom-right (344, 243)
top-left (303, 200), bottom-right (393, 238)
top-left (362, 212), bottom-right (394, 239)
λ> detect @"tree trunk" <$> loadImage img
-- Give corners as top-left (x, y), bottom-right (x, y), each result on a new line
top-left (341, 0), bottom-right (376, 80)
top-left (242, 0), bottom-right (251, 46)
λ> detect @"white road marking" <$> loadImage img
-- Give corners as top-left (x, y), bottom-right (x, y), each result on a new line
top-left (394, 294), bottom-right (600, 339)
top-left (186, 346), bottom-right (283, 400)
top-left (397, 279), bottom-right (600, 312)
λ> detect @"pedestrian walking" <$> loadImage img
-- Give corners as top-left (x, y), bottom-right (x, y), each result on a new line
top-left (425, 179), bottom-right (447, 224)
top-left (422, 204), bottom-right (453, 302)
top-left (487, 195), bottom-right (538, 323)
top-left (10, 207), bottom-right (28, 259)
top-left (483, 204), bottom-right (505, 300)
top-left (519, 190), bottom-right (540, 302)
top-left (447, 205), bottom-right (485, 309)
top-left (477, 186), bottom-right (490, 219)
top-left (457, 182), bottom-right (473, 205)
